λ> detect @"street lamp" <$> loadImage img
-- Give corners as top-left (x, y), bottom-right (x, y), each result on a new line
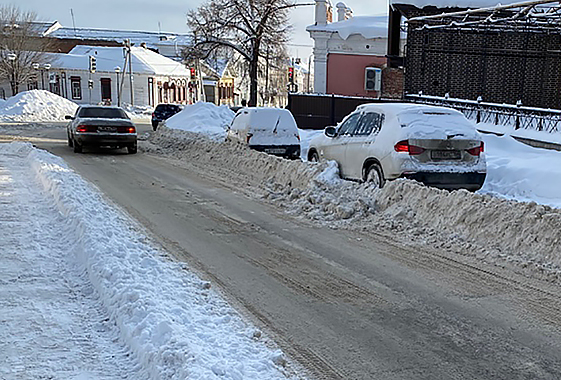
top-left (7, 53), bottom-right (17, 95)
top-left (114, 66), bottom-right (121, 106)
top-left (43, 63), bottom-right (51, 92)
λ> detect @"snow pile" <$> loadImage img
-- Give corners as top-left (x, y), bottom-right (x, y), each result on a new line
top-left (1, 141), bottom-right (301, 379)
top-left (0, 90), bottom-right (78, 121)
top-left (164, 102), bottom-right (235, 140)
top-left (480, 133), bottom-right (561, 208)
top-left (146, 129), bottom-right (561, 281)
top-left (121, 102), bottom-right (153, 120)
top-left (146, 124), bottom-right (321, 190)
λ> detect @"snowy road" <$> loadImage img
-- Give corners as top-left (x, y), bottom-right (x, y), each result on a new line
top-left (3, 123), bottom-right (561, 379)
top-left (0, 145), bottom-right (142, 378)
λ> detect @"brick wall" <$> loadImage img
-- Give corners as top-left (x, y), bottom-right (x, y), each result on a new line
top-left (405, 27), bottom-right (561, 109)
top-left (382, 67), bottom-right (404, 99)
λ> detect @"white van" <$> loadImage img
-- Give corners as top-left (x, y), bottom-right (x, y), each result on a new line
top-left (227, 107), bottom-right (301, 159)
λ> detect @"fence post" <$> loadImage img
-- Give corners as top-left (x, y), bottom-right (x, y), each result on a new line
top-left (476, 96), bottom-right (482, 124)
top-left (515, 100), bottom-right (522, 130)
top-left (330, 93), bottom-right (335, 126)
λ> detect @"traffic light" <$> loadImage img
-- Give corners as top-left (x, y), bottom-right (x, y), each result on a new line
top-left (89, 55), bottom-right (96, 73)
top-left (190, 67), bottom-right (196, 79)
top-left (288, 67), bottom-right (294, 83)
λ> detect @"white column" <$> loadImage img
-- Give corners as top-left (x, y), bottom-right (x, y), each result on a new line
top-left (315, 0), bottom-right (327, 25)
top-left (336, 2), bottom-right (346, 22)
top-left (311, 32), bottom-right (329, 94)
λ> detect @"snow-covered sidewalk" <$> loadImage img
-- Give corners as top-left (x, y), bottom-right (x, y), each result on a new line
top-left (0, 142), bottom-right (300, 379)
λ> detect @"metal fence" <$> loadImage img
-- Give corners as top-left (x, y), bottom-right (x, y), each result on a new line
top-left (406, 94), bottom-right (561, 134)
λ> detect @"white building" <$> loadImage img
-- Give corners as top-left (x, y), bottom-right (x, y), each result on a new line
top-left (306, 0), bottom-right (404, 97)
top-left (40, 45), bottom-right (193, 107)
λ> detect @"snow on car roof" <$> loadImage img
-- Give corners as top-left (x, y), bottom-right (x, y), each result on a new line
top-left (356, 102), bottom-right (462, 117)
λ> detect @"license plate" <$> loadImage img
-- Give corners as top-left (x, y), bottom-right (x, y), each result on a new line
top-left (431, 150), bottom-right (461, 160)
top-left (265, 148), bottom-right (286, 154)
top-left (98, 126), bottom-right (117, 132)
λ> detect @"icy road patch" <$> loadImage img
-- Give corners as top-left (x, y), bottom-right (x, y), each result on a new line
top-left (0, 142), bottom-right (300, 380)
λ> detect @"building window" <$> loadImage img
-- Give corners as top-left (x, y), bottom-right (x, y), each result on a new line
top-left (70, 76), bottom-right (82, 100)
top-left (100, 78), bottom-right (112, 102)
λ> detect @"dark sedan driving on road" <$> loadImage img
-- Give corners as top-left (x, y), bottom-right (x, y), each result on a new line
top-left (66, 106), bottom-right (137, 154)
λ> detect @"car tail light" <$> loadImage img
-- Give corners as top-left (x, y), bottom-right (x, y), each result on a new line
top-left (467, 142), bottom-right (484, 156)
top-left (128, 126), bottom-right (136, 133)
top-left (296, 134), bottom-right (300, 141)
top-left (152, 112), bottom-right (155, 117)
top-left (76, 125), bottom-right (92, 133)
top-left (394, 140), bottom-right (425, 155)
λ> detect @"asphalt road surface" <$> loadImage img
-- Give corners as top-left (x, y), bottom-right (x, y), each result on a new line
top-left (3, 122), bottom-right (561, 379)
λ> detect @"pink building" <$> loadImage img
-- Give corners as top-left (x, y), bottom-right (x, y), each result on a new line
top-left (306, 0), bottom-right (403, 98)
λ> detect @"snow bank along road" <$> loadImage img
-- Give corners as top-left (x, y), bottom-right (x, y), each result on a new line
top-left (3, 123), bottom-right (561, 379)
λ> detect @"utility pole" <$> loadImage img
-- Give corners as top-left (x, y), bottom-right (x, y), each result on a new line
top-left (125, 39), bottom-right (134, 107)
top-left (265, 47), bottom-right (269, 106)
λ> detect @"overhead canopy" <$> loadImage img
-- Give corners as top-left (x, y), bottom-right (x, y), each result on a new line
top-left (400, 0), bottom-right (561, 32)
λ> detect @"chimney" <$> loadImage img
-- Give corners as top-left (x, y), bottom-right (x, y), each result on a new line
top-left (315, 0), bottom-right (328, 25)
top-left (336, 2), bottom-right (346, 22)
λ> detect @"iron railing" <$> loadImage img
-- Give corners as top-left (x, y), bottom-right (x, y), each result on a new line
top-left (406, 94), bottom-right (561, 134)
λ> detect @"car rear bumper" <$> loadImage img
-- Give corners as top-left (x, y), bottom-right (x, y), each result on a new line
top-left (402, 171), bottom-right (486, 191)
top-left (75, 133), bottom-right (137, 147)
top-left (250, 144), bottom-right (301, 159)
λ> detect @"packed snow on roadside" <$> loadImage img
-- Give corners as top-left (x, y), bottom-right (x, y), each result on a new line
top-left (0, 141), bottom-right (302, 380)
top-left (146, 127), bottom-right (561, 282)
top-left (0, 90), bottom-right (78, 122)
top-left (164, 102), bottom-right (235, 140)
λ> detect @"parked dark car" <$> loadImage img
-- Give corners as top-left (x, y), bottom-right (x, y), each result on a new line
top-left (66, 106), bottom-right (137, 154)
top-left (151, 104), bottom-right (183, 130)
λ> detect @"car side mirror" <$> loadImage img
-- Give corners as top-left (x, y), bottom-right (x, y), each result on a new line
top-left (325, 126), bottom-right (337, 138)
top-left (65, 115), bottom-right (74, 120)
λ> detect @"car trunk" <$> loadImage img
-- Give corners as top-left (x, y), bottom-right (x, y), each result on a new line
top-left (407, 138), bottom-right (482, 164)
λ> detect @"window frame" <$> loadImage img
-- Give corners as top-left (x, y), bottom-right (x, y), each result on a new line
top-left (70, 76), bottom-right (82, 100)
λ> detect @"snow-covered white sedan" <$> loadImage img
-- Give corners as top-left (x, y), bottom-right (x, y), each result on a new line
top-left (307, 103), bottom-right (487, 190)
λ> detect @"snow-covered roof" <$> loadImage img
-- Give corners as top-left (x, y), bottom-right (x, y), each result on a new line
top-left (47, 45), bottom-right (190, 76)
top-left (307, 15), bottom-right (388, 40)
top-left (204, 58), bottom-right (230, 78)
top-left (390, 0), bottom-right (519, 8)
top-left (33, 21), bottom-right (191, 49)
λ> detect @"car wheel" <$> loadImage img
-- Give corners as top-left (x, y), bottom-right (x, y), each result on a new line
top-left (73, 139), bottom-right (82, 153)
top-left (127, 143), bottom-right (137, 154)
top-left (67, 133), bottom-right (73, 147)
top-left (309, 150), bottom-right (320, 162)
top-left (364, 163), bottom-right (385, 188)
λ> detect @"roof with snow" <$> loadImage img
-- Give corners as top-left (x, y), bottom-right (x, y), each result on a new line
top-left (389, 0), bottom-right (519, 8)
top-left (47, 45), bottom-right (190, 76)
top-left (307, 15), bottom-right (388, 40)
top-left (33, 21), bottom-right (191, 49)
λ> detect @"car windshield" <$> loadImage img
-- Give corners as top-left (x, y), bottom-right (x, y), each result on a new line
top-left (79, 108), bottom-right (128, 119)
top-left (155, 105), bottom-right (180, 113)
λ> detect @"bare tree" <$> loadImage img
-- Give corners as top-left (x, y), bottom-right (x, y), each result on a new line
top-left (186, 0), bottom-right (309, 106)
top-left (0, 5), bottom-right (52, 96)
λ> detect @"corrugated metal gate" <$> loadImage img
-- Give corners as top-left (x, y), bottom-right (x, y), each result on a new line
top-left (287, 93), bottom-right (395, 130)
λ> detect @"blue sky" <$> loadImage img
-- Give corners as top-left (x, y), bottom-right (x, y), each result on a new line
top-left (19, 0), bottom-right (388, 60)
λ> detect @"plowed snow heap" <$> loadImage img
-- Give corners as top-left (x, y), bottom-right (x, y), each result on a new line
top-left (0, 90), bottom-right (78, 122)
